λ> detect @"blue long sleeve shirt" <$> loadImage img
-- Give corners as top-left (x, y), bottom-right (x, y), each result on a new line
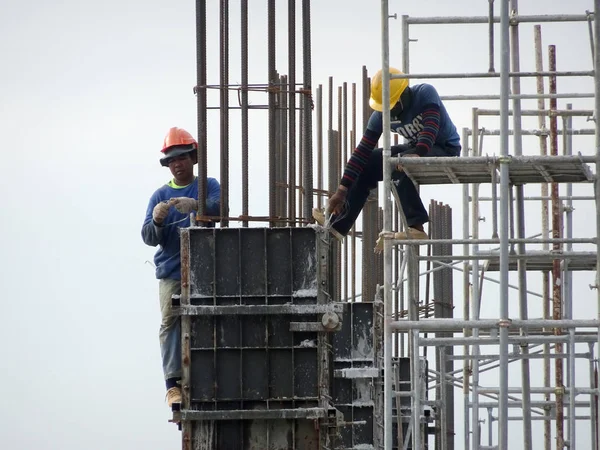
top-left (141, 177), bottom-right (220, 280)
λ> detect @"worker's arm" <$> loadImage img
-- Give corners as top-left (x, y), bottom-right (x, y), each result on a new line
top-left (339, 112), bottom-right (382, 189)
top-left (141, 196), bottom-right (167, 247)
top-left (406, 104), bottom-right (441, 156)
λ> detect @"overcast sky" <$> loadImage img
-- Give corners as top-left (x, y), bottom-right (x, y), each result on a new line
top-left (1, 1), bottom-right (598, 449)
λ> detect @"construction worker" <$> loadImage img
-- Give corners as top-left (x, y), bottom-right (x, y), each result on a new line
top-left (141, 127), bottom-right (221, 408)
top-left (315, 67), bottom-right (461, 242)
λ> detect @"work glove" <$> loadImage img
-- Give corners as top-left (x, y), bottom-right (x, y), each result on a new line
top-left (395, 153), bottom-right (420, 172)
top-left (170, 197), bottom-right (198, 214)
top-left (326, 187), bottom-right (348, 216)
top-left (152, 202), bottom-right (170, 224)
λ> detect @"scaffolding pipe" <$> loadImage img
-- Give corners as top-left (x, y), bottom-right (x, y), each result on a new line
top-left (498, 2), bottom-right (510, 447)
top-left (488, 0), bottom-right (495, 72)
top-left (471, 107), bottom-right (481, 449)
top-left (405, 14), bottom-right (594, 25)
top-left (509, 3), bottom-right (533, 447)
top-left (381, 2), bottom-right (393, 449)
top-left (590, 344), bottom-right (599, 450)
top-left (391, 70), bottom-right (593, 80)
top-left (461, 127), bottom-right (471, 450)
top-left (441, 92), bottom-right (595, 101)
top-left (595, 0), bottom-right (600, 445)
top-left (391, 319), bottom-right (600, 331)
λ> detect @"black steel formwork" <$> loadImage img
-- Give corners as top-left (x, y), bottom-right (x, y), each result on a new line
top-left (176, 227), bottom-right (334, 449)
top-left (175, 227), bottom-right (386, 449)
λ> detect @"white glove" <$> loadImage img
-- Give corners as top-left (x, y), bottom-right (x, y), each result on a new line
top-left (170, 197), bottom-right (198, 214)
top-left (152, 202), bottom-right (170, 224)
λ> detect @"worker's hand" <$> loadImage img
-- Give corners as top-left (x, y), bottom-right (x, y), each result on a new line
top-left (396, 153), bottom-right (420, 172)
top-left (170, 197), bottom-right (198, 214)
top-left (326, 187), bottom-right (348, 216)
top-left (374, 231), bottom-right (397, 254)
top-left (152, 202), bottom-right (170, 224)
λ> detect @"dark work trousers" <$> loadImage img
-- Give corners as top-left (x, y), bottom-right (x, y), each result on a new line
top-left (332, 144), bottom-right (461, 236)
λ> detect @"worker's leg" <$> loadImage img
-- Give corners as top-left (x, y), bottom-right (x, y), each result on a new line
top-left (332, 145), bottom-right (410, 236)
top-left (158, 278), bottom-right (182, 389)
top-left (392, 145), bottom-right (460, 227)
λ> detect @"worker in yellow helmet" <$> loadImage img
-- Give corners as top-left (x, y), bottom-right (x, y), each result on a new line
top-left (314, 67), bottom-right (461, 242)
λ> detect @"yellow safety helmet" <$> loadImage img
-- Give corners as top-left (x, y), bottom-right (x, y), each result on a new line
top-left (369, 67), bottom-right (409, 112)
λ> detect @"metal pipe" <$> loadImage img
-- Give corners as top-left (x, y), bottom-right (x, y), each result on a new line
top-left (413, 330), bottom-right (422, 450)
top-left (488, 0), bottom-right (495, 72)
top-left (391, 318), bottom-right (600, 331)
top-left (391, 70), bottom-right (593, 80)
top-left (549, 44), bottom-right (565, 449)
top-left (595, 0), bottom-right (600, 446)
top-left (351, 82), bottom-right (357, 303)
top-left (569, 328), bottom-right (577, 448)
top-left (564, 105), bottom-right (573, 323)
top-left (470, 108), bottom-right (481, 450)
top-left (301, 0), bottom-right (313, 220)
top-left (288, 0), bottom-right (297, 225)
top-left (475, 108), bottom-right (594, 116)
top-left (534, 25), bottom-right (551, 449)
top-left (342, 82), bottom-right (348, 303)
top-left (498, 2), bottom-right (510, 447)
top-left (509, 3), bottom-right (532, 446)
top-left (441, 92), bottom-right (595, 100)
top-left (195, 0), bottom-right (208, 220)
top-left (381, 3), bottom-right (393, 449)
top-left (405, 14), bottom-right (594, 25)
top-left (240, 0), bottom-right (249, 227)
top-left (461, 127), bottom-right (471, 450)
top-left (590, 344), bottom-right (599, 450)
top-left (267, 0), bottom-right (276, 226)
top-left (420, 334), bottom-right (600, 346)
top-left (389, 154), bottom-right (599, 165)
top-left (316, 84), bottom-right (322, 210)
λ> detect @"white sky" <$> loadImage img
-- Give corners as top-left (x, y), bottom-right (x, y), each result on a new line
top-left (1, 1), bottom-right (598, 449)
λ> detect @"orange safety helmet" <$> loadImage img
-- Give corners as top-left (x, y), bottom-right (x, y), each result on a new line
top-left (160, 127), bottom-right (198, 167)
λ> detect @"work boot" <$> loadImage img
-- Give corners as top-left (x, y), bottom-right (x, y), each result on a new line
top-left (374, 225), bottom-right (428, 253)
top-left (393, 225), bottom-right (428, 240)
top-left (166, 386), bottom-right (182, 408)
top-left (312, 208), bottom-right (345, 242)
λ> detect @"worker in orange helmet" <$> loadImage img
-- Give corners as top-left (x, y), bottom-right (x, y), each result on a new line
top-left (141, 127), bottom-right (220, 409)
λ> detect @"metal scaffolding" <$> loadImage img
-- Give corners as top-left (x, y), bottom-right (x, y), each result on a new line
top-left (379, 1), bottom-right (600, 450)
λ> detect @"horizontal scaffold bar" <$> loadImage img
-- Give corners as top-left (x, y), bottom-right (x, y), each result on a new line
top-left (391, 318), bottom-right (600, 331)
top-left (405, 14), bottom-right (593, 25)
top-left (176, 407), bottom-right (327, 421)
top-left (173, 303), bottom-right (344, 315)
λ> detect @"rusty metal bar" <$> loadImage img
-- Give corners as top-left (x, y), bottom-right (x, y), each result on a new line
top-left (301, 0), bottom-right (313, 220)
top-left (195, 0), bottom-right (208, 221)
top-left (280, 75), bottom-right (289, 223)
top-left (240, 0), bottom-right (249, 227)
top-left (342, 81), bottom-right (349, 303)
top-left (548, 44), bottom-right (565, 449)
top-left (534, 24), bottom-right (551, 450)
top-left (351, 82), bottom-right (357, 303)
top-left (288, 0), bottom-right (297, 225)
top-left (219, 0), bottom-right (230, 228)
top-left (268, 0), bottom-right (276, 226)
top-left (316, 84), bottom-right (323, 210)
top-left (179, 229), bottom-right (192, 448)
